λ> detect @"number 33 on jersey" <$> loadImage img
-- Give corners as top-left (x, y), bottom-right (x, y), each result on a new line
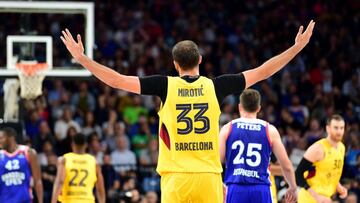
top-left (157, 76), bottom-right (222, 174)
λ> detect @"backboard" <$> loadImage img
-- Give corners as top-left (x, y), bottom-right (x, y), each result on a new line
top-left (0, 1), bottom-right (94, 77)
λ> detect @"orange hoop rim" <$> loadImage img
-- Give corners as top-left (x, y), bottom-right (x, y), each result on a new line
top-left (15, 62), bottom-right (48, 77)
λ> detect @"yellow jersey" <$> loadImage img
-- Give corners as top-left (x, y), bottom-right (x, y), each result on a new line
top-left (301, 138), bottom-right (345, 199)
top-left (270, 174), bottom-right (277, 203)
top-left (59, 153), bottom-right (97, 203)
top-left (157, 76), bottom-right (222, 174)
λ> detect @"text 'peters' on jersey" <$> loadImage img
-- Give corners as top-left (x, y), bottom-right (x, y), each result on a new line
top-left (236, 122), bottom-right (261, 131)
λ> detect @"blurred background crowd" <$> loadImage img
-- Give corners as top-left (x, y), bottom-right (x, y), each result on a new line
top-left (0, 0), bottom-right (359, 202)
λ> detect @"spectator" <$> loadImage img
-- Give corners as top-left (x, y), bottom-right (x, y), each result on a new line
top-left (37, 140), bottom-right (55, 166)
top-left (82, 111), bottom-right (102, 138)
top-left (288, 95), bottom-right (309, 127)
top-left (111, 136), bottom-right (137, 175)
top-left (123, 95), bottom-right (148, 125)
top-left (101, 154), bottom-right (121, 203)
top-left (25, 110), bottom-right (42, 140)
top-left (56, 126), bottom-right (78, 155)
top-left (88, 133), bottom-right (104, 165)
top-left (54, 106), bottom-right (81, 141)
top-left (139, 138), bottom-right (159, 166)
top-left (71, 81), bottom-right (96, 114)
top-left (32, 121), bottom-right (55, 153)
top-left (344, 192), bottom-right (358, 203)
top-left (41, 153), bottom-right (57, 203)
top-left (102, 110), bottom-right (119, 137)
top-left (104, 121), bottom-right (130, 152)
top-left (303, 118), bottom-right (325, 147)
top-left (144, 191), bottom-right (158, 203)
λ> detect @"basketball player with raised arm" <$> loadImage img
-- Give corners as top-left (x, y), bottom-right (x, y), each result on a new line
top-left (60, 20), bottom-right (314, 202)
top-left (296, 115), bottom-right (347, 203)
top-left (0, 127), bottom-right (43, 203)
top-left (51, 133), bottom-right (105, 203)
top-left (219, 89), bottom-right (297, 203)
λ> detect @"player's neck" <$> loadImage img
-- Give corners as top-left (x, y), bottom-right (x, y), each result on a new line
top-left (240, 113), bottom-right (257, 119)
top-left (6, 143), bottom-right (18, 153)
top-left (326, 136), bottom-right (339, 148)
top-left (73, 149), bottom-right (86, 154)
top-left (178, 67), bottom-right (199, 77)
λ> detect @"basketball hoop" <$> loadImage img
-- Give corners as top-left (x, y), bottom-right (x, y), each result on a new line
top-left (15, 61), bottom-right (48, 100)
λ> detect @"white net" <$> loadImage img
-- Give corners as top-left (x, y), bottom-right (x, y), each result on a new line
top-left (18, 72), bottom-right (45, 100)
top-left (16, 62), bottom-right (47, 100)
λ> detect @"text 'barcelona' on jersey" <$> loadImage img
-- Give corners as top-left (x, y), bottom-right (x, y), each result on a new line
top-left (305, 138), bottom-right (345, 197)
top-left (0, 145), bottom-right (32, 203)
top-left (224, 118), bottom-right (272, 186)
top-left (59, 153), bottom-right (97, 203)
top-left (157, 76), bottom-right (222, 174)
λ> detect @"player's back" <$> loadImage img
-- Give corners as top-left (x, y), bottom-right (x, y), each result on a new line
top-left (224, 117), bottom-right (272, 186)
top-left (59, 152), bottom-right (97, 203)
top-left (157, 76), bottom-right (222, 174)
top-left (0, 145), bottom-right (32, 203)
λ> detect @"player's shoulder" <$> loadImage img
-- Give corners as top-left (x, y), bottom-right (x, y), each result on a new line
top-left (85, 153), bottom-right (97, 161)
top-left (304, 140), bottom-right (325, 162)
top-left (338, 142), bottom-right (346, 152)
top-left (57, 156), bottom-right (66, 165)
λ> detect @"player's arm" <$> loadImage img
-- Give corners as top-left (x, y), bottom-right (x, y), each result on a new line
top-left (219, 122), bottom-right (231, 163)
top-left (269, 125), bottom-right (297, 200)
top-left (60, 29), bottom-right (140, 94)
top-left (95, 164), bottom-right (106, 203)
top-left (242, 20), bottom-right (315, 88)
top-left (295, 143), bottom-right (330, 202)
top-left (51, 157), bottom-right (66, 203)
top-left (269, 163), bottom-right (283, 176)
top-left (28, 148), bottom-right (43, 203)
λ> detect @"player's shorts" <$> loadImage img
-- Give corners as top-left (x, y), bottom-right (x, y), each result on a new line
top-left (298, 188), bottom-right (318, 203)
top-left (161, 172), bottom-right (223, 203)
top-left (59, 197), bottom-right (95, 203)
top-left (225, 184), bottom-right (272, 203)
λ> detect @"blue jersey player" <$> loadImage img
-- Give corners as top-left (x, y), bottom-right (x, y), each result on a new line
top-left (0, 127), bottom-right (43, 203)
top-left (219, 89), bottom-right (297, 203)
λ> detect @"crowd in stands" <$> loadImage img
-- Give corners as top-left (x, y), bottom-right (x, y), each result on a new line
top-left (0, 0), bottom-right (359, 202)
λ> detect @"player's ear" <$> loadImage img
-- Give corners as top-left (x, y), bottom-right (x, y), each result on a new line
top-left (325, 124), bottom-right (330, 134)
top-left (173, 60), bottom-right (180, 72)
top-left (256, 106), bottom-right (261, 113)
top-left (198, 55), bottom-right (202, 65)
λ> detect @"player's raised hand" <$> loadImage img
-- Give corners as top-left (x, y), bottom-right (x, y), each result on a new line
top-left (294, 20), bottom-right (315, 50)
top-left (60, 29), bottom-right (85, 62)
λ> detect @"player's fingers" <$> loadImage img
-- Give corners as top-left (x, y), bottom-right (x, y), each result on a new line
top-left (62, 30), bottom-right (69, 41)
top-left (65, 28), bottom-right (76, 44)
top-left (62, 30), bottom-right (73, 44)
top-left (309, 21), bottom-right (316, 35)
top-left (305, 20), bottom-right (315, 35)
top-left (296, 25), bottom-right (303, 39)
top-left (77, 34), bottom-right (84, 48)
top-left (60, 36), bottom-right (67, 45)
